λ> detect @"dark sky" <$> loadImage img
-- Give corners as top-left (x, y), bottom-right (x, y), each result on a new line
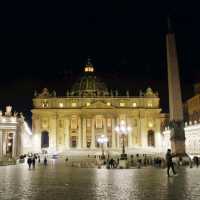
top-left (0, 1), bottom-right (200, 123)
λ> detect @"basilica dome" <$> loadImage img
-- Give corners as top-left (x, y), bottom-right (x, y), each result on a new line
top-left (71, 61), bottom-right (109, 97)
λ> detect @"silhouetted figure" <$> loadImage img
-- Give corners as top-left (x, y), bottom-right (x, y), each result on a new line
top-left (166, 149), bottom-right (176, 176)
top-left (109, 158), bottom-right (114, 168)
top-left (27, 156), bottom-right (32, 169)
top-left (38, 156), bottom-right (40, 163)
top-left (32, 157), bottom-right (36, 169)
top-left (44, 157), bottom-right (47, 166)
top-left (193, 156), bottom-right (199, 167)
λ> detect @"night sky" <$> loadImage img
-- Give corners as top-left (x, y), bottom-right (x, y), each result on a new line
top-left (0, 2), bottom-right (200, 124)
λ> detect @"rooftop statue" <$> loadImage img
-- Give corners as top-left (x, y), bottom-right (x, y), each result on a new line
top-left (144, 87), bottom-right (157, 97)
top-left (5, 106), bottom-right (12, 116)
top-left (38, 88), bottom-right (50, 98)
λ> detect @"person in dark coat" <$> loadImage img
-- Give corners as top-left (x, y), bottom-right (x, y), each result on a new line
top-left (44, 157), bottom-right (47, 166)
top-left (32, 157), bottom-right (36, 168)
top-left (27, 156), bottom-right (32, 169)
top-left (166, 149), bottom-right (176, 176)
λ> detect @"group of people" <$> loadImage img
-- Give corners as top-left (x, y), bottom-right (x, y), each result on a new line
top-left (27, 154), bottom-right (47, 169)
top-left (106, 158), bottom-right (118, 168)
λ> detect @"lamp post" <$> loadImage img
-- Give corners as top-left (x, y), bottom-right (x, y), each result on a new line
top-left (115, 120), bottom-right (131, 160)
top-left (97, 134), bottom-right (108, 159)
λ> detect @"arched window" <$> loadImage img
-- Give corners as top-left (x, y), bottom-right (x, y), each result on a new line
top-left (41, 131), bottom-right (49, 148)
top-left (148, 130), bottom-right (155, 147)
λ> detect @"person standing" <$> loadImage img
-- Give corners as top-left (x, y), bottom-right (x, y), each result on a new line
top-left (166, 149), bottom-right (176, 177)
top-left (27, 156), bottom-right (32, 169)
top-left (44, 157), bottom-right (47, 166)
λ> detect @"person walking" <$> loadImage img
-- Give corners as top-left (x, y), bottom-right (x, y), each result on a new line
top-left (166, 149), bottom-right (176, 177)
top-left (27, 156), bottom-right (32, 169)
top-left (32, 157), bottom-right (36, 169)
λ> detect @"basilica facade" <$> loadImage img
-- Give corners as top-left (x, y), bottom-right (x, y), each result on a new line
top-left (32, 62), bottom-right (166, 154)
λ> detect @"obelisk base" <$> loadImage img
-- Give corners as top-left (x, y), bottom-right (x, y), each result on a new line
top-left (170, 139), bottom-right (186, 156)
top-left (169, 120), bottom-right (186, 156)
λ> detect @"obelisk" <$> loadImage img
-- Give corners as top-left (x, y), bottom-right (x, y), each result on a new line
top-left (166, 18), bottom-right (186, 155)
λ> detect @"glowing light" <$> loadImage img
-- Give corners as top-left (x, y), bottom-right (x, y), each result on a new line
top-left (147, 103), bottom-right (153, 107)
top-left (59, 102), bottom-right (64, 108)
top-left (2, 117), bottom-right (6, 122)
top-left (107, 102), bottom-right (111, 106)
top-left (97, 135), bottom-right (108, 144)
top-left (148, 122), bottom-right (153, 128)
top-left (120, 120), bottom-right (125, 125)
top-left (115, 120), bottom-right (131, 135)
top-left (120, 103), bottom-right (125, 107)
top-left (133, 103), bottom-right (137, 107)
top-left (8, 142), bottom-right (12, 146)
top-left (86, 102), bottom-right (91, 106)
top-left (84, 66), bottom-right (94, 72)
top-left (72, 102), bottom-right (77, 107)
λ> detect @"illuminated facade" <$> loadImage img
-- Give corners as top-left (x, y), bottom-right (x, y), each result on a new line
top-left (184, 83), bottom-right (200, 121)
top-left (163, 120), bottom-right (200, 155)
top-left (32, 61), bottom-right (167, 154)
top-left (0, 106), bottom-right (32, 158)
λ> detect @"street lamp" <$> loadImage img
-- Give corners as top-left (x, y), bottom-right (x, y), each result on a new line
top-left (115, 120), bottom-right (131, 160)
top-left (97, 134), bottom-right (108, 159)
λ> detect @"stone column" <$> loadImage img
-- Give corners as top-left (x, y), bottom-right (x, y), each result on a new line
top-left (82, 118), bottom-right (87, 148)
top-left (49, 115), bottom-right (57, 151)
top-left (116, 117), bottom-right (120, 148)
top-left (2, 131), bottom-right (7, 156)
top-left (78, 117), bottom-right (82, 148)
top-left (0, 130), bottom-right (2, 157)
top-left (140, 118), bottom-right (147, 147)
top-left (137, 118), bottom-right (141, 146)
top-left (65, 118), bottom-right (70, 149)
top-left (91, 118), bottom-right (95, 149)
top-left (127, 118), bottom-right (133, 148)
top-left (12, 132), bottom-right (16, 157)
top-left (103, 117), bottom-right (107, 148)
top-left (111, 118), bottom-right (116, 149)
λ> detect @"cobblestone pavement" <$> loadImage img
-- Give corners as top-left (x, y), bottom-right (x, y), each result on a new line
top-left (0, 160), bottom-right (200, 200)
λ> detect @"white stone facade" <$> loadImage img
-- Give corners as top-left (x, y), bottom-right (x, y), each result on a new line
top-left (163, 121), bottom-right (200, 155)
top-left (0, 106), bottom-right (32, 158)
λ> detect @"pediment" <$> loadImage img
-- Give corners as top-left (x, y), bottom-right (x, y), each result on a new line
top-left (84, 101), bottom-right (113, 109)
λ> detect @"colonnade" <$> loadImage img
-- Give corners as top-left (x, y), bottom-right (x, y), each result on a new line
top-left (60, 115), bottom-right (134, 150)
